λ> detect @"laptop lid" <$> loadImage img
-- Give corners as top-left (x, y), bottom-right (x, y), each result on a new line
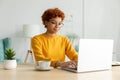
top-left (77, 39), bottom-right (113, 72)
top-left (62, 39), bottom-right (113, 73)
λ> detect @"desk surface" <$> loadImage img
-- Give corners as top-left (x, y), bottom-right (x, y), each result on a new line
top-left (0, 63), bottom-right (120, 80)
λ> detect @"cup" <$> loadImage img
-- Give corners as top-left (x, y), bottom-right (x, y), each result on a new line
top-left (36, 60), bottom-right (51, 70)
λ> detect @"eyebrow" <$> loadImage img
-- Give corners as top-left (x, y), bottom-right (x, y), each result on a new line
top-left (49, 20), bottom-right (62, 24)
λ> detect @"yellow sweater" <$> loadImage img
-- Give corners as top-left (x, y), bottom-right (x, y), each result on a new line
top-left (31, 33), bottom-right (78, 67)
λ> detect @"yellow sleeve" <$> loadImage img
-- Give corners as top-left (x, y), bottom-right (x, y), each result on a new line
top-left (65, 37), bottom-right (78, 61)
top-left (31, 37), bottom-right (50, 61)
top-left (31, 36), bottom-right (56, 67)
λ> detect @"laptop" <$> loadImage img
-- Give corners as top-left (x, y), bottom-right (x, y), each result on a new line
top-left (62, 39), bottom-right (114, 73)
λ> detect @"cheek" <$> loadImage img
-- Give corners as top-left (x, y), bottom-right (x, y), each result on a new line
top-left (58, 28), bottom-right (60, 31)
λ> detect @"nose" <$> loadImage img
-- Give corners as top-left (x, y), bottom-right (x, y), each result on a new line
top-left (55, 24), bottom-right (61, 28)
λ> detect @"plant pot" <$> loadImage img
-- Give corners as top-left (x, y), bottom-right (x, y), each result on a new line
top-left (4, 60), bottom-right (17, 69)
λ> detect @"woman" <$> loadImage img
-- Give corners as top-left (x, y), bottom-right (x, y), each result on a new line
top-left (31, 8), bottom-right (78, 68)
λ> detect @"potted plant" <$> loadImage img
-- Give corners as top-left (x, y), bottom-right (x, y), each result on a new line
top-left (4, 48), bottom-right (17, 69)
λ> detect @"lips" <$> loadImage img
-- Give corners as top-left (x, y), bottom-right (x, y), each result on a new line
top-left (53, 28), bottom-right (59, 32)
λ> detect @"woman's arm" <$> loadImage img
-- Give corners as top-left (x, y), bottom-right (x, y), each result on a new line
top-left (31, 37), bottom-right (50, 61)
top-left (65, 37), bottom-right (78, 61)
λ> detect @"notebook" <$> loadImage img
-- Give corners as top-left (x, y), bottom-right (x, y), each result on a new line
top-left (62, 39), bottom-right (114, 73)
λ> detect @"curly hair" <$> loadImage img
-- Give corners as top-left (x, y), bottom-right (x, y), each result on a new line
top-left (41, 8), bottom-right (65, 25)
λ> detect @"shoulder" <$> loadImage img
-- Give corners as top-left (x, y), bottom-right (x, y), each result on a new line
top-left (32, 33), bottom-right (45, 41)
top-left (57, 34), bottom-right (67, 39)
top-left (57, 34), bottom-right (70, 42)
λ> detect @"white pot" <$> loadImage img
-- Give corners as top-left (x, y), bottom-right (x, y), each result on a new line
top-left (4, 60), bottom-right (17, 69)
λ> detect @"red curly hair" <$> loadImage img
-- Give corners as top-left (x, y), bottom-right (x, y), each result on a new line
top-left (41, 8), bottom-right (65, 25)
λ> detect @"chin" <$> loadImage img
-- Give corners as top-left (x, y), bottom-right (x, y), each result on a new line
top-left (53, 30), bottom-right (58, 33)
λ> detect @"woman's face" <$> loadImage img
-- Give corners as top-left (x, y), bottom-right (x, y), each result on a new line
top-left (45, 17), bottom-right (63, 34)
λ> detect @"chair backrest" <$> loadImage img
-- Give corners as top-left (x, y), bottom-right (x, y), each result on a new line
top-left (0, 37), bottom-right (11, 61)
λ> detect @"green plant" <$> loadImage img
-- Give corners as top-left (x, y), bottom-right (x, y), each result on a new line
top-left (5, 48), bottom-right (16, 60)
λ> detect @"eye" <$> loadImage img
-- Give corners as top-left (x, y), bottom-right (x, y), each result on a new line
top-left (59, 23), bottom-right (64, 26)
top-left (59, 23), bottom-right (61, 25)
top-left (50, 21), bottom-right (56, 24)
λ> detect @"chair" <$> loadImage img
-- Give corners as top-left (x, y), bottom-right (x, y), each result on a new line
top-left (0, 37), bottom-right (11, 61)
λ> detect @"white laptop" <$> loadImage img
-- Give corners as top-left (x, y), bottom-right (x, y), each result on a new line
top-left (62, 39), bottom-right (114, 73)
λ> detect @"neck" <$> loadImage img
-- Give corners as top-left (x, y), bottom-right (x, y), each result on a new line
top-left (45, 32), bottom-right (57, 37)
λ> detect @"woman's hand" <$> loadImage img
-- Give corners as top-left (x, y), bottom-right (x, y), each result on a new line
top-left (56, 61), bottom-right (77, 68)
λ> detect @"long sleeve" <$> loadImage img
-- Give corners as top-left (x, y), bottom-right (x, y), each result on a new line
top-left (65, 37), bottom-right (78, 61)
top-left (31, 37), bottom-right (50, 61)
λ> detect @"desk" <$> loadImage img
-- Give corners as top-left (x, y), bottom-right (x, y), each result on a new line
top-left (0, 63), bottom-right (120, 80)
